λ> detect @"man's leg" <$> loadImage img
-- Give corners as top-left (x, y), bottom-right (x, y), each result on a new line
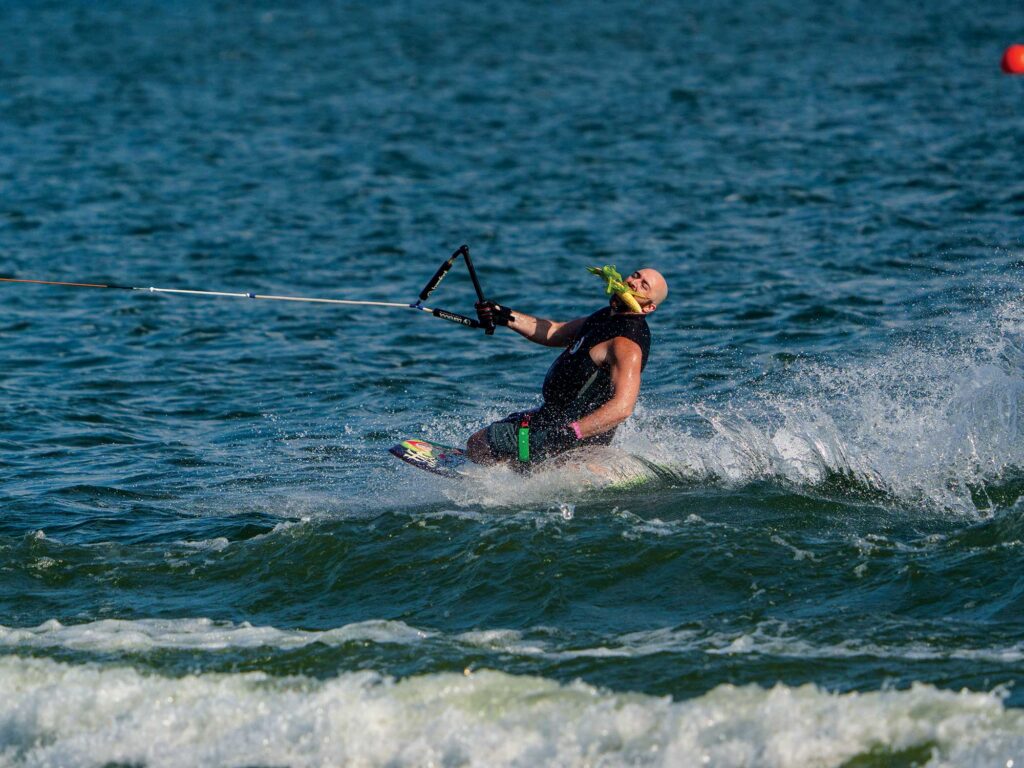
top-left (466, 428), bottom-right (497, 464)
top-left (465, 413), bottom-right (525, 465)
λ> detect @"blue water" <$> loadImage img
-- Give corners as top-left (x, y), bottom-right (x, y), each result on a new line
top-left (2, 1), bottom-right (1024, 765)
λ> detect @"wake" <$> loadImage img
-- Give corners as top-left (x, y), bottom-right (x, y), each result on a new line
top-left (612, 295), bottom-right (1024, 515)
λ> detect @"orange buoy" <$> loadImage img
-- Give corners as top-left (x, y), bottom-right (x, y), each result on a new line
top-left (1001, 44), bottom-right (1024, 74)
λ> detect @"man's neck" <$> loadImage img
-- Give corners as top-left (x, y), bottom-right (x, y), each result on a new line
top-left (609, 302), bottom-right (639, 317)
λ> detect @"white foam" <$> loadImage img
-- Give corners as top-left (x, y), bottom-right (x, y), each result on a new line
top-left (454, 627), bottom-right (699, 660)
top-left (177, 537), bottom-right (230, 552)
top-left (456, 620), bottom-right (1024, 666)
top-left (0, 618), bottom-right (433, 653)
top-left (0, 656), bottom-right (1021, 767)
top-left (699, 621), bottom-right (1024, 664)
top-left (456, 629), bottom-right (548, 656)
top-left (7, 617), bottom-right (1024, 666)
top-left (439, 446), bottom-right (675, 509)
top-left (769, 535), bottom-right (816, 561)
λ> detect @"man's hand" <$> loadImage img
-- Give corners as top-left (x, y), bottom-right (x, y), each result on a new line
top-left (475, 300), bottom-right (514, 328)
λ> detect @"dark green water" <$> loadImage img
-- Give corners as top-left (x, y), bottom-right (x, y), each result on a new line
top-left (2, 1), bottom-right (1024, 765)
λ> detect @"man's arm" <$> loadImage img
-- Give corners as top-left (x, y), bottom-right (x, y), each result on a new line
top-left (574, 337), bottom-right (642, 438)
top-left (506, 310), bottom-right (586, 347)
top-left (476, 300), bottom-right (586, 347)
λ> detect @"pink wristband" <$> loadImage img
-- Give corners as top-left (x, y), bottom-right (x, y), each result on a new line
top-left (570, 421), bottom-right (583, 439)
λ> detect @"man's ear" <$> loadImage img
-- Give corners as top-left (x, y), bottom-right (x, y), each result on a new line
top-left (643, 303), bottom-right (657, 315)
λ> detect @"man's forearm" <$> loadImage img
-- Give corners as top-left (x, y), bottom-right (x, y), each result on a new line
top-left (574, 399), bottom-right (632, 438)
top-left (507, 311), bottom-right (567, 347)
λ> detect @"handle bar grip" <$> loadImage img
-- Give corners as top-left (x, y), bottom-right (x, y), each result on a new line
top-left (418, 255), bottom-right (457, 302)
top-left (459, 246), bottom-right (495, 335)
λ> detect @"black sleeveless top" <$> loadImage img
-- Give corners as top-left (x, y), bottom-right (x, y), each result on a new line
top-left (535, 307), bottom-right (651, 442)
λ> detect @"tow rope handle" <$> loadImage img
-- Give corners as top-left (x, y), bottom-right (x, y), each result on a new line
top-left (416, 245), bottom-right (495, 335)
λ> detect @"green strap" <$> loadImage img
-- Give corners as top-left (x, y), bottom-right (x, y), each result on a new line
top-left (517, 425), bottom-right (530, 462)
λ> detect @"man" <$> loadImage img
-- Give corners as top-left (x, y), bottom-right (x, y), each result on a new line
top-left (466, 268), bottom-right (668, 468)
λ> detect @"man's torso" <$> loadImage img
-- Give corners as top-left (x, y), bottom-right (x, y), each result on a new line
top-left (536, 307), bottom-right (651, 434)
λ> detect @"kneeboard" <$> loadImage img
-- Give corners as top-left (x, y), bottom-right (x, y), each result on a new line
top-left (390, 439), bottom-right (672, 489)
top-left (389, 438), bottom-right (469, 478)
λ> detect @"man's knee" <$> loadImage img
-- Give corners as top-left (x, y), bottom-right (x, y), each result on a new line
top-left (466, 429), bottom-right (495, 464)
top-left (468, 416), bottom-right (524, 465)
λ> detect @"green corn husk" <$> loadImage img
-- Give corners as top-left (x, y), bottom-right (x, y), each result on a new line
top-left (587, 265), bottom-right (643, 312)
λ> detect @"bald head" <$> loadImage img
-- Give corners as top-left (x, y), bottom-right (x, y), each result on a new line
top-left (622, 268), bottom-right (668, 314)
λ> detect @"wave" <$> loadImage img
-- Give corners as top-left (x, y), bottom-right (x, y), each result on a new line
top-left (0, 618), bottom-right (432, 653)
top-left (615, 296), bottom-right (1024, 514)
top-left (5, 617), bottom-right (1024, 666)
top-left (0, 656), bottom-right (1020, 767)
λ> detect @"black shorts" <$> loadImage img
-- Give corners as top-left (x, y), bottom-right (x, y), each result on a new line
top-left (484, 411), bottom-right (534, 462)
top-left (484, 409), bottom-right (614, 464)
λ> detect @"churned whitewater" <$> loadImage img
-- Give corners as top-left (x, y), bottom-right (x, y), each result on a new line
top-left (2, 1), bottom-right (1024, 766)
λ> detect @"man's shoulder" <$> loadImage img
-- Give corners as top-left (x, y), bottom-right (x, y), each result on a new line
top-left (601, 313), bottom-right (650, 369)
top-left (608, 335), bottom-right (644, 360)
top-left (590, 334), bottom-right (643, 370)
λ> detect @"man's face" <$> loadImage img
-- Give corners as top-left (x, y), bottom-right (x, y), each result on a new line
top-left (613, 268), bottom-right (666, 313)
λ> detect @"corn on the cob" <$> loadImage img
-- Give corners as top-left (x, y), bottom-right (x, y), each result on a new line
top-left (586, 265), bottom-right (643, 313)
